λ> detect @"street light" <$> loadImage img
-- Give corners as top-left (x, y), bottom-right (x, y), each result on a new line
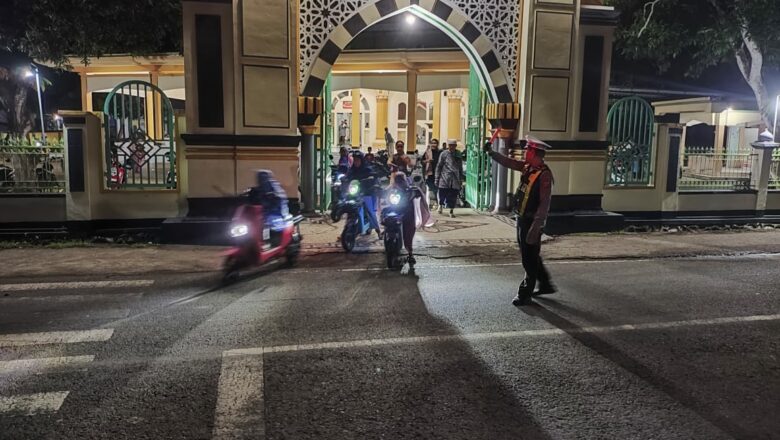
top-left (24, 65), bottom-right (46, 145)
top-left (773, 95), bottom-right (779, 142)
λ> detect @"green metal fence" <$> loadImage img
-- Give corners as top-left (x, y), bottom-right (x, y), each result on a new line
top-left (102, 80), bottom-right (177, 190)
top-left (679, 145), bottom-right (757, 191)
top-left (605, 96), bottom-right (655, 186)
top-left (0, 138), bottom-right (65, 193)
top-left (464, 66), bottom-right (491, 210)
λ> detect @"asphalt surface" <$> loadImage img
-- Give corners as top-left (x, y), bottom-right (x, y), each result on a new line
top-left (0, 249), bottom-right (778, 439)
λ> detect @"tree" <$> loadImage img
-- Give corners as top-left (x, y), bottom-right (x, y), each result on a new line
top-left (0, 0), bottom-right (181, 67)
top-left (0, 67), bottom-right (50, 139)
top-left (607, 0), bottom-right (780, 129)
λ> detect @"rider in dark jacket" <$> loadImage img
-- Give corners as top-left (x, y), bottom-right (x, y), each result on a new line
top-left (346, 152), bottom-right (381, 237)
top-left (249, 170), bottom-right (289, 230)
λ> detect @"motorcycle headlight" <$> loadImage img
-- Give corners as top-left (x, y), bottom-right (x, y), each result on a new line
top-left (230, 224), bottom-right (249, 237)
top-left (389, 192), bottom-right (402, 206)
top-left (348, 180), bottom-right (360, 196)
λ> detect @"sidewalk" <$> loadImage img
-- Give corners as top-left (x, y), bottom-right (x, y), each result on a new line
top-left (1, 210), bottom-right (780, 278)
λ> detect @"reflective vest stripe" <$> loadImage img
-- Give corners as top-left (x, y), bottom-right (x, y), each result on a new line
top-left (518, 170), bottom-right (542, 216)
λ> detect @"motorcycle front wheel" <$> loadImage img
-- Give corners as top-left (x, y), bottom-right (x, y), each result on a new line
top-left (222, 255), bottom-right (241, 284)
top-left (341, 218), bottom-right (357, 252)
top-left (384, 233), bottom-right (402, 270)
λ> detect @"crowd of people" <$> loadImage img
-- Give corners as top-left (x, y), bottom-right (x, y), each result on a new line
top-left (255, 133), bottom-right (557, 306)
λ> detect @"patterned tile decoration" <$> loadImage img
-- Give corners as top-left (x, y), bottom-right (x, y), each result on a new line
top-left (298, 0), bottom-right (518, 100)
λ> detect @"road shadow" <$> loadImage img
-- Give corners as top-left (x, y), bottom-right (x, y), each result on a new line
top-left (519, 303), bottom-right (758, 439)
top-left (261, 269), bottom-right (553, 439)
top-left (4, 271), bottom-right (270, 439)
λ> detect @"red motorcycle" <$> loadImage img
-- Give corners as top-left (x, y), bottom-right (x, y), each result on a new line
top-left (222, 204), bottom-right (304, 282)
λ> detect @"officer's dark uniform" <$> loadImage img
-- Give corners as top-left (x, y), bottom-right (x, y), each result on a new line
top-left (486, 136), bottom-right (555, 305)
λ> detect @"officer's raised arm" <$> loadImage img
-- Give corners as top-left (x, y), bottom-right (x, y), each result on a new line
top-left (483, 141), bottom-right (525, 171)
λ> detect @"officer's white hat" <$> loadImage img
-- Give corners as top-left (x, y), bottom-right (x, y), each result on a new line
top-left (525, 135), bottom-right (552, 151)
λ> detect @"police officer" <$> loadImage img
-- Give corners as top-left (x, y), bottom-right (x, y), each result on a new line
top-left (485, 136), bottom-right (555, 306)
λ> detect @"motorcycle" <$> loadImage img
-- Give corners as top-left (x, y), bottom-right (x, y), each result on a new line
top-left (222, 200), bottom-right (304, 283)
top-left (381, 175), bottom-right (424, 270)
top-left (340, 177), bottom-right (378, 252)
top-left (329, 165), bottom-right (348, 222)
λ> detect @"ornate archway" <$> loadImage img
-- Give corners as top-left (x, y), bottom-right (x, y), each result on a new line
top-left (299, 0), bottom-right (518, 103)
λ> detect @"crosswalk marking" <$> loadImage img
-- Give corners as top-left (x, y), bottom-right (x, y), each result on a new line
top-left (212, 353), bottom-right (266, 440)
top-left (0, 329), bottom-right (114, 347)
top-left (0, 328), bottom-right (113, 416)
top-left (0, 392), bottom-right (70, 415)
top-left (0, 355), bottom-right (95, 374)
top-left (0, 280), bottom-right (154, 292)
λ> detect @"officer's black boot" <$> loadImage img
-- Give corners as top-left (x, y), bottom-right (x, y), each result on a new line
top-left (534, 283), bottom-right (557, 296)
top-left (512, 282), bottom-right (533, 306)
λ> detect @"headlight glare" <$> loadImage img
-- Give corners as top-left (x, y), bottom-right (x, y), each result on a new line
top-left (348, 180), bottom-right (360, 196)
top-left (230, 224), bottom-right (249, 237)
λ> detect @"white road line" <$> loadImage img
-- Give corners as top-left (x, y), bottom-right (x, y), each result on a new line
top-left (0, 355), bottom-right (95, 374)
top-left (0, 391), bottom-right (70, 415)
top-left (0, 329), bottom-right (114, 347)
top-left (0, 280), bottom-right (154, 292)
top-left (224, 313), bottom-right (780, 357)
top-left (292, 253), bottom-right (780, 274)
top-left (213, 353), bottom-right (265, 440)
top-left (291, 260), bottom-right (656, 273)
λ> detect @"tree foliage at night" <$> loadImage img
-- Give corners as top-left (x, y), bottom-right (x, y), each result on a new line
top-left (608, 0), bottom-right (780, 127)
top-left (0, 0), bottom-right (182, 67)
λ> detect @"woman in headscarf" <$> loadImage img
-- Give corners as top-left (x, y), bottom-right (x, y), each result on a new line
top-left (337, 146), bottom-right (353, 174)
top-left (385, 172), bottom-right (434, 265)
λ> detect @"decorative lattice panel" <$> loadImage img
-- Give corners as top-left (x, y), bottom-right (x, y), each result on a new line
top-left (298, 0), bottom-right (518, 96)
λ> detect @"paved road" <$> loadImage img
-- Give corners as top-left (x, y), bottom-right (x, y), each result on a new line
top-left (0, 250), bottom-right (778, 439)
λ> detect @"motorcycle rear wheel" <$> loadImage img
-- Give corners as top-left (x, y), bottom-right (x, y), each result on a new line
top-left (285, 237), bottom-right (301, 267)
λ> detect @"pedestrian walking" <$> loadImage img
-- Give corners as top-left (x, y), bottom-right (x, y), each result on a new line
top-left (384, 127), bottom-right (394, 150)
top-left (485, 136), bottom-right (555, 306)
top-left (423, 139), bottom-right (442, 209)
top-left (435, 140), bottom-right (464, 218)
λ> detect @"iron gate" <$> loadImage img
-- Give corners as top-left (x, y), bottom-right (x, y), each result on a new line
top-left (103, 80), bottom-right (176, 190)
top-left (465, 66), bottom-right (491, 210)
top-left (315, 75), bottom-right (334, 212)
top-left (605, 96), bottom-right (655, 186)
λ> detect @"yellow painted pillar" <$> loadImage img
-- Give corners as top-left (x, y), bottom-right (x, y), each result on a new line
top-left (79, 72), bottom-right (89, 112)
top-left (351, 88), bottom-right (361, 147)
top-left (432, 91), bottom-right (441, 141)
top-left (447, 89), bottom-right (462, 142)
top-left (152, 68), bottom-right (164, 139)
top-left (406, 71), bottom-right (418, 152)
top-left (375, 91), bottom-right (389, 146)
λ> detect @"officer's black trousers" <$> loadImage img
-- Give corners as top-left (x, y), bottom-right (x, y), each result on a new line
top-left (517, 217), bottom-right (552, 293)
